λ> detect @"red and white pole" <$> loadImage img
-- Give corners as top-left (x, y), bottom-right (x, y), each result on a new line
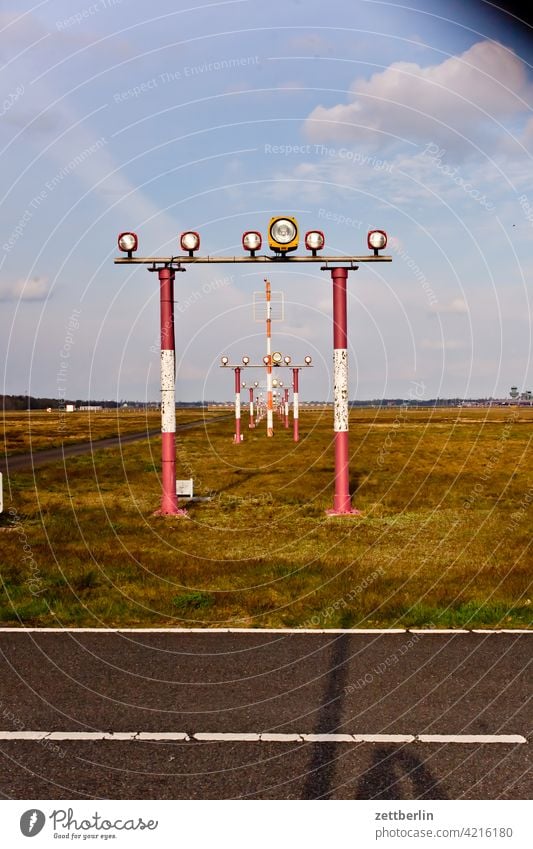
top-left (234, 366), bottom-right (242, 444)
top-left (284, 387), bottom-right (289, 428)
top-left (265, 279), bottom-right (274, 437)
top-left (292, 367), bottom-right (299, 442)
top-left (328, 266), bottom-right (360, 515)
top-left (248, 386), bottom-right (255, 428)
top-left (158, 266), bottom-right (186, 516)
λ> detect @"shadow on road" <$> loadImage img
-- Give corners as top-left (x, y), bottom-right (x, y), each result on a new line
top-left (355, 746), bottom-right (448, 800)
top-left (302, 635), bottom-right (447, 799)
top-left (303, 633), bottom-right (351, 799)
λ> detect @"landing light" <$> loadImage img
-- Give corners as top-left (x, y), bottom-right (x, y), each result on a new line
top-left (117, 232), bottom-right (138, 257)
top-left (367, 230), bottom-right (387, 255)
top-left (305, 230), bottom-right (325, 256)
top-left (268, 216), bottom-right (299, 254)
top-left (180, 231), bottom-right (200, 256)
top-left (242, 231), bottom-right (262, 256)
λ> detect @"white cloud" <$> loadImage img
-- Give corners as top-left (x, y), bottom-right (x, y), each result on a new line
top-left (286, 33), bottom-right (333, 55)
top-left (429, 297), bottom-right (469, 315)
top-left (277, 80), bottom-right (306, 91)
top-left (304, 41), bottom-right (533, 152)
top-left (521, 116), bottom-right (533, 154)
top-left (0, 275), bottom-right (51, 302)
top-left (420, 338), bottom-right (468, 351)
top-left (0, 12), bottom-right (170, 250)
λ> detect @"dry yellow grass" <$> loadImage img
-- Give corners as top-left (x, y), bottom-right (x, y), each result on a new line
top-left (1, 408), bottom-right (218, 455)
top-left (1, 407), bottom-right (531, 629)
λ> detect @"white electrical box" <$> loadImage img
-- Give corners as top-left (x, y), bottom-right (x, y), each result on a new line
top-left (176, 479), bottom-right (194, 499)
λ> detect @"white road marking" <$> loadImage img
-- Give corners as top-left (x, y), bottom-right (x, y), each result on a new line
top-left (46, 732), bottom-right (137, 740)
top-left (260, 733), bottom-right (302, 742)
top-left (417, 734), bottom-right (526, 744)
top-left (136, 732), bottom-right (189, 741)
top-left (302, 734), bottom-right (354, 743)
top-left (409, 629), bottom-right (469, 634)
top-left (0, 626), bottom-right (533, 636)
top-left (194, 733), bottom-right (260, 742)
top-left (0, 731), bottom-right (48, 740)
top-left (352, 734), bottom-right (416, 743)
top-left (0, 731), bottom-right (526, 744)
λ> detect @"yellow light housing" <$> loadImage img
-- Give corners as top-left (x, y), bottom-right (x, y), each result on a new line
top-left (268, 216), bottom-right (299, 253)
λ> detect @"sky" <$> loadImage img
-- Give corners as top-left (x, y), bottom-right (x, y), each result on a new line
top-left (1, 0), bottom-right (532, 402)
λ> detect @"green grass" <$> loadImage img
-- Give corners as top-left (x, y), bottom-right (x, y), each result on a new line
top-left (0, 407), bottom-right (531, 629)
top-left (173, 591), bottom-right (215, 610)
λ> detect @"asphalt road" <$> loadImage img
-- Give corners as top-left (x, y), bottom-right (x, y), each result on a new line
top-left (1, 415), bottom-right (230, 474)
top-left (0, 630), bottom-right (530, 799)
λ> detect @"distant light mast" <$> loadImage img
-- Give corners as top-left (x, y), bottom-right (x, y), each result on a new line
top-left (284, 386), bottom-right (290, 429)
top-left (248, 385), bottom-right (255, 428)
top-left (233, 366), bottom-right (242, 444)
top-left (292, 367), bottom-right (300, 442)
top-left (265, 279), bottom-right (274, 437)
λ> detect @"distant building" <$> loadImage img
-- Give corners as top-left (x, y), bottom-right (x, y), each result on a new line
top-left (78, 405), bottom-right (103, 411)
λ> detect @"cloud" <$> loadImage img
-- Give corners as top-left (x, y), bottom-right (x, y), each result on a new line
top-left (303, 41), bottom-right (533, 152)
top-left (429, 297), bottom-right (469, 315)
top-left (286, 33), bottom-right (334, 55)
top-left (0, 275), bottom-right (51, 302)
top-left (420, 338), bottom-right (468, 351)
top-left (277, 80), bottom-right (306, 90)
top-left (521, 116), bottom-right (533, 154)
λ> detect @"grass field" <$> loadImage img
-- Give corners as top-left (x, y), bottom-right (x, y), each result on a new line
top-left (0, 407), bottom-right (531, 629)
top-left (1, 408), bottom-right (219, 455)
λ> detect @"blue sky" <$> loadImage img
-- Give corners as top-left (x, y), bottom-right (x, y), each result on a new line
top-left (1, 0), bottom-right (532, 401)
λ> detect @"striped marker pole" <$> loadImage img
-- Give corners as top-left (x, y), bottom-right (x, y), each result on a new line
top-left (265, 279), bottom-right (274, 437)
top-left (233, 367), bottom-right (242, 443)
top-left (248, 387), bottom-right (255, 428)
top-left (328, 266), bottom-right (360, 515)
top-left (158, 266), bottom-right (186, 516)
top-left (292, 368), bottom-right (299, 442)
top-left (284, 387), bottom-right (289, 428)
